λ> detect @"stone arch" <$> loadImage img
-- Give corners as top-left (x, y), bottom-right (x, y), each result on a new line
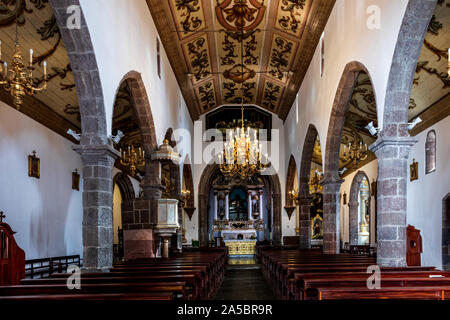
top-left (370, 0), bottom-right (437, 267)
top-left (50, 0), bottom-right (107, 144)
top-left (382, 0), bottom-right (437, 137)
top-left (443, 193), bottom-right (450, 271)
top-left (285, 155), bottom-right (298, 206)
top-left (198, 165), bottom-right (282, 246)
top-left (298, 124), bottom-right (320, 249)
top-left (50, 0), bottom-right (116, 271)
top-left (113, 172), bottom-right (135, 202)
top-left (348, 171), bottom-right (371, 246)
top-left (322, 61), bottom-right (371, 254)
top-left (119, 71), bottom-right (160, 189)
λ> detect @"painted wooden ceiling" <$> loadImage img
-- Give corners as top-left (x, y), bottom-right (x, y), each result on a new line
top-left (410, 0), bottom-right (450, 121)
top-left (148, 0), bottom-right (335, 120)
top-left (0, 1), bottom-right (79, 129)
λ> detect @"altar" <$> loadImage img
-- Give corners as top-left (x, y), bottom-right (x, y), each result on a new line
top-left (224, 240), bottom-right (257, 256)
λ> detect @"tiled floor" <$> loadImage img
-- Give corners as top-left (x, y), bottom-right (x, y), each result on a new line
top-left (214, 264), bottom-right (275, 300)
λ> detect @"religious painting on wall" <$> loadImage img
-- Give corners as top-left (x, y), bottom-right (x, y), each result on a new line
top-left (310, 192), bottom-right (323, 240)
top-left (229, 188), bottom-right (248, 221)
top-left (28, 151), bottom-right (40, 179)
top-left (410, 159), bottom-right (419, 182)
top-left (72, 169), bottom-right (80, 191)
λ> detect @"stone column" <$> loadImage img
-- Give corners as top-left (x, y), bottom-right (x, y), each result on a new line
top-left (321, 174), bottom-right (343, 254)
top-left (214, 193), bottom-right (218, 221)
top-left (225, 192), bottom-right (229, 221)
top-left (73, 143), bottom-right (119, 272)
top-left (248, 191), bottom-right (253, 221)
top-left (298, 195), bottom-right (312, 249)
top-left (348, 201), bottom-right (359, 246)
top-left (370, 137), bottom-right (416, 267)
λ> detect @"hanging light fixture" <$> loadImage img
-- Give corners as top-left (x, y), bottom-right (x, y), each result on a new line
top-left (218, 26), bottom-right (266, 180)
top-left (343, 139), bottom-right (368, 166)
top-left (0, 14), bottom-right (47, 109)
top-left (120, 145), bottom-right (145, 176)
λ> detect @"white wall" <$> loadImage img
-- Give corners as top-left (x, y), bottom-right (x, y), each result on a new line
top-left (79, 0), bottom-right (193, 152)
top-left (407, 116), bottom-right (450, 269)
top-left (0, 102), bottom-right (83, 260)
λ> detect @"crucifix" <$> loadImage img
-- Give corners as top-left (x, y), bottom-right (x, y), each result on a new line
top-left (0, 211), bottom-right (5, 223)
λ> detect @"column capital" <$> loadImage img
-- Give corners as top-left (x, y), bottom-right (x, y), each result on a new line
top-left (369, 136), bottom-right (418, 158)
top-left (73, 143), bottom-right (120, 161)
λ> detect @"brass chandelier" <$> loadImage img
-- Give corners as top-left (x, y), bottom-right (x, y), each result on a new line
top-left (343, 140), bottom-right (368, 166)
top-left (219, 105), bottom-right (266, 180)
top-left (0, 16), bottom-right (47, 109)
top-left (120, 145), bottom-right (145, 176)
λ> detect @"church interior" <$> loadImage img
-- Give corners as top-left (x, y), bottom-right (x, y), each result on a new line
top-left (0, 0), bottom-right (449, 302)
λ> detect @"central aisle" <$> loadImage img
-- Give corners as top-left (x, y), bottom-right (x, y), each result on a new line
top-left (214, 261), bottom-right (275, 300)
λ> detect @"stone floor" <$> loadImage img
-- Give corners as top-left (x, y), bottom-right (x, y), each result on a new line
top-left (214, 262), bottom-right (275, 300)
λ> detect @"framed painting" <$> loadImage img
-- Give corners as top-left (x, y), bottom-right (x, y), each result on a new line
top-left (28, 151), bottom-right (40, 179)
top-left (72, 169), bottom-right (80, 191)
top-left (410, 159), bottom-right (418, 182)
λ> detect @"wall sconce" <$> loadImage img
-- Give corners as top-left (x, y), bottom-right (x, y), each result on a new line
top-left (288, 189), bottom-right (299, 205)
top-left (181, 189), bottom-right (191, 203)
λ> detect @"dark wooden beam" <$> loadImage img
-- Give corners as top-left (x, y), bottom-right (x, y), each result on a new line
top-left (278, 0), bottom-right (336, 120)
top-left (410, 93), bottom-right (450, 136)
top-left (0, 90), bottom-right (81, 144)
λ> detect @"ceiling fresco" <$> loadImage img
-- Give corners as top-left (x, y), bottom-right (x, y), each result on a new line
top-left (410, 0), bottom-right (450, 121)
top-left (151, 0), bottom-right (334, 118)
top-left (0, 1), bottom-right (80, 129)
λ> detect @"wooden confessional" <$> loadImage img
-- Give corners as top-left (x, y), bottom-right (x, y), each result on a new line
top-left (406, 224), bottom-right (423, 267)
top-left (0, 213), bottom-right (25, 285)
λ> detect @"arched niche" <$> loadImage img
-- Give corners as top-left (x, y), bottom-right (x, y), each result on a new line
top-left (443, 193), bottom-right (450, 271)
top-left (349, 171), bottom-right (372, 246)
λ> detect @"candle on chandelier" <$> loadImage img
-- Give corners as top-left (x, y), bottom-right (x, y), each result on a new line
top-left (43, 61), bottom-right (47, 79)
top-left (30, 49), bottom-right (33, 65)
top-left (0, 40), bottom-right (2, 60)
top-left (3, 62), bottom-right (6, 76)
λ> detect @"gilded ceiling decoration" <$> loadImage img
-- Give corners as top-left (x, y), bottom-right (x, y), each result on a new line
top-left (157, 0), bottom-right (332, 116)
top-left (0, 1), bottom-right (79, 129)
top-left (410, 0), bottom-right (450, 121)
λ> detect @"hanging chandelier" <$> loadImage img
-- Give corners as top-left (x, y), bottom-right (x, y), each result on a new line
top-left (0, 16), bottom-right (47, 109)
top-left (219, 104), bottom-right (267, 179)
top-left (120, 145), bottom-right (145, 176)
top-left (218, 25), bottom-right (267, 180)
top-left (343, 140), bottom-right (368, 166)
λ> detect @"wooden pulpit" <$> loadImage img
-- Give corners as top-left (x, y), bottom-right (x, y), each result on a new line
top-left (0, 213), bottom-right (25, 285)
top-left (406, 225), bottom-right (423, 267)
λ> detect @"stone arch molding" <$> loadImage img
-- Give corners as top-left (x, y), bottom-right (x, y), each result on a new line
top-left (298, 124), bottom-right (320, 249)
top-left (50, 0), bottom-right (118, 271)
top-left (348, 171), bottom-right (371, 246)
top-left (322, 61), bottom-right (371, 254)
